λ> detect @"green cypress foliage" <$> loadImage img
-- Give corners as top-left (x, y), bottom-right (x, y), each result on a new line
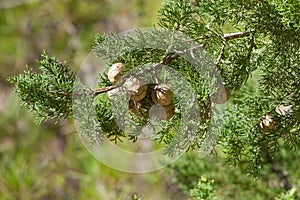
top-left (9, 51), bottom-right (75, 123)
top-left (9, 0), bottom-right (300, 177)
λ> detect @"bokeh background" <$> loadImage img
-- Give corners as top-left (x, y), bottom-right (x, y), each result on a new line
top-left (1, 1), bottom-right (299, 200)
top-left (0, 1), bottom-right (177, 199)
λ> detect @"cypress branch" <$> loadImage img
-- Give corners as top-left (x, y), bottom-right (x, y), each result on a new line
top-left (9, 51), bottom-right (75, 123)
top-left (9, 0), bottom-right (300, 179)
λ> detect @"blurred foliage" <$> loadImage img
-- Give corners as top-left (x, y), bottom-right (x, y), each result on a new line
top-left (168, 150), bottom-right (300, 200)
top-left (189, 176), bottom-right (217, 200)
top-left (275, 188), bottom-right (298, 200)
top-left (0, 0), bottom-right (161, 84)
top-left (0, 97), bottom-right (171, 199)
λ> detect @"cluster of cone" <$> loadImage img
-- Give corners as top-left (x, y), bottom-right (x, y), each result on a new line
top-left (107, 63), bottom-right (175, 121)
top-left (259, 104), bottom-right (293, 132)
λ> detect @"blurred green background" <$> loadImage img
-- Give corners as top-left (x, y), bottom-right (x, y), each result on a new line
top-left (0, 1), bottom-right (299, 200)
top-left (0, 1), bottom-right (172, 199)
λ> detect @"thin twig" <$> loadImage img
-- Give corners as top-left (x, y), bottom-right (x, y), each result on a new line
top-left (185, 30), bottom-right (251, 43)
top-left (93, 85), bottom-right (118, 96)
top-left (215, 39), bottom-right (226, 66)
top-left (224, 30), bottom-right (251, 41)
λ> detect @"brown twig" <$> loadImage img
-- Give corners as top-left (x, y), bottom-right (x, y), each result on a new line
top-left (93, 85), bottom-right (118, 96)
top-left (215, 38), bottom-right (226, 66)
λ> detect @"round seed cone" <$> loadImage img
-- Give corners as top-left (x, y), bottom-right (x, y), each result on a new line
top-left (130, 85), bottom-right (147, 101)
top-left (107, 63), bottom-right (125, 84)
top-left (152, 84), bottom-right (174, 106)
